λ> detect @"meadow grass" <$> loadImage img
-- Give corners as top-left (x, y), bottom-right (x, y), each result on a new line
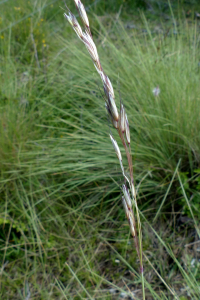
top-left (1, 0), bottom-right (200, 299)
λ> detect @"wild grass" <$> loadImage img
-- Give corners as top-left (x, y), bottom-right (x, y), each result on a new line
top-left (1, 0), bottom-right (200, 299)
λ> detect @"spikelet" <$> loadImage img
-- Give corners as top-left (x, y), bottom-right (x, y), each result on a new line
top-left (82, 32), bottom-right (99, 63)
top-left (64, 12), bottom-right (83, 39)
top-left (107, 93), bottom-right (119, 122)
top-left (105, 104), bottom-right (119, 129)
top-left (110, 134), bottom-right (122, 161)
top-left (120, 103), bottom-right (125, 133)
top-left (122, 184), bottom-right (132, 207)
top-left (74, 0), bottom-right (90, 28)
top-left (122, 196), bottom-right (136, 237)
top-left (125, 113), bottom-right (130, 144)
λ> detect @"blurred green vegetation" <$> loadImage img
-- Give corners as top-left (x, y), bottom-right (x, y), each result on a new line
top-left (1, 0), bottom-right (200, 299)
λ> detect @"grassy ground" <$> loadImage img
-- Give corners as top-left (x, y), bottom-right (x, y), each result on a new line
top-left (1, 0), bottom-right (200, 299)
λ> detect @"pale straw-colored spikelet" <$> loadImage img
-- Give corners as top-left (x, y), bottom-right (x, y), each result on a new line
top-left (109, 134), bottom-right (122, 161)
top-left (107, 93), bottom-right (119, 122)
top-left (122, 196), bottom-right (136, 237)
top-left (64, 12), bottom-right (83, 39)
top-left (82, 32), bottom-right (99, 64)
top-left (105, 103), bottom-right (118, 129)
top-left (125, 113), bottom-right (130, 144)
top-left (131, 182), bottom-right (136, 200)
top-left (122, 184), bottom-right (132, 207)
top-left (74, 0), bottom-right (90, 30)
top-left (104, 74), bottom-right (115, 99)
top-left (120, 103), bottom-right (125, 133)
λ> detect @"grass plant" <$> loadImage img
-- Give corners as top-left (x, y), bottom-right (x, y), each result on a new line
top-left (1, 0), bottom-right (200, 299)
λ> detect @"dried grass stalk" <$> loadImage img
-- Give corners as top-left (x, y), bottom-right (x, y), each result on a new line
top-left (64, 1), bottom-right (145, 298)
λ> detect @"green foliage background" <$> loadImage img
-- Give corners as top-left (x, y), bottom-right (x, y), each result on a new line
top-left (1, 0), bottom-right (200, 299)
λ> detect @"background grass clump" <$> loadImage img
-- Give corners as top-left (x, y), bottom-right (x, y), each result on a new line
top-left (1, 0), bottom-right (200, 299)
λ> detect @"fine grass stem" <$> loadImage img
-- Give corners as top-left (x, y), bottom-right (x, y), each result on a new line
top-left (64, 0), bottom-right (145, 298)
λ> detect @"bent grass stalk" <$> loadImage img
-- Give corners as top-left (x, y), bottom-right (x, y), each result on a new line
top-left (64, 1), bottom-right (145, 298)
